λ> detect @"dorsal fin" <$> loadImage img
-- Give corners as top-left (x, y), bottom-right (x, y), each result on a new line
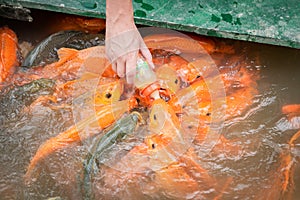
top-left (57, 48), bottom-right (78, 60)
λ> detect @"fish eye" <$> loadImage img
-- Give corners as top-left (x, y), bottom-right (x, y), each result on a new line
top-left (105, 93), bottom-right (112, 99)
top-left (174, 79), bottom-right (178, 84)
top-left (206, 112), bottom-right (211, 116)
top-left (151, 143), bottom-right (156, 149)
top-left (153, 114), bottom-right (157, 120)
top-left (136, 98), bottom-right (140, 104)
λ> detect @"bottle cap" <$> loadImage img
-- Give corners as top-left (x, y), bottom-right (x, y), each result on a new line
top-left (140, 81), bottom-right (161, 98)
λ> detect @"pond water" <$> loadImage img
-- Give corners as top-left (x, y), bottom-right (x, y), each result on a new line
top-left (0, 9), bottom-right (300, 200)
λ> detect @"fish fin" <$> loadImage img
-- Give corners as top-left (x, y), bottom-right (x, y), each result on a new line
top-left (57, 48), bottom-right (78, 60)
top-left (79, 72), bottom-right (99, 80)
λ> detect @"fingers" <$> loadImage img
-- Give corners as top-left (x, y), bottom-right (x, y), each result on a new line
top-left (125, 52), bottom-right (137, 85)
top-left (106, 27), bottom-right (154, 84)
top-left (111, 57), bottom-right (125, 78)
top-left (112, 48), bottom-right (154, 84)
top-left (140, 47), bottom-right (155, 69)
top-left (111, 52), bottom-right (137, 84)
top-left (116, 59), bottom-right (125, 78)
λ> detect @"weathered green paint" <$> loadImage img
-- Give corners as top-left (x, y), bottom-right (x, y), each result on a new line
top-left (0, 0), bottom-right (299, 48)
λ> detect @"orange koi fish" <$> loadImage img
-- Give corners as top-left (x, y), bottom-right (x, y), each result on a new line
top-left (151, 49), bottom-right (218, 84)
top-left (144, 33), bottom-right (215, 54)
top-left (167, 67), bottom-right (259, 145)
top-left (282, 104), bottom-right (300, 120)
top-left (25, 97), bottom-right (137, 182)
top-left (169, 65), bottom-right (259, 117)
top-left (266, 104), bottom-right (300, 199)
top-left (42, 46), bottom-right (107, 78)
top-left (156, 64), bottom-right (181, 93)
top-left (186, 33), bottom-right (236, 54)
top-left (102, 99), bottom-right (218, 199)
top-left (104, 99), bottom-right (186, 172)
top-left (50, 16), bottom-right (106, 33)
top-left (0, 27), bottom-right (19, 84)
top-left (53, 73), bottom-right (122, 104)
top-left (151, 49), bottom-right (203, 84)
top-left (282, 105), bottom-right (300, 194)
top-left (16, 46), bottom-right (113, 85)
top-left (168, 54), bottom-right (200, 83)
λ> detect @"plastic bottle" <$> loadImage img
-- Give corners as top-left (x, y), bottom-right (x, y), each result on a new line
top-left (135, 57), bottom-right (160, 99)
top-left (135, 57), bottom-right (156, 89)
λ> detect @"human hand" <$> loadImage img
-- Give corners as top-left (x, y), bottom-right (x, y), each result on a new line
top-left (105, 0), bottom-right (154, 85)
top-left (105, 27), bottom-right (154, 85)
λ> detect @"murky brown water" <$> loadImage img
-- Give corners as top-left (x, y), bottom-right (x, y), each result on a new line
top-left (1, 9), bottom-right (300, 200)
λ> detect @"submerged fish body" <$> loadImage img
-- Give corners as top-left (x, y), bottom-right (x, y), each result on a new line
top-left (282, 104), bottom-right (300, 125)
top-left (23, 30), bottom-right (105, 67)
top-left (50, 16), bottom-right (105, 34)
top-left (82, 112), bottom-right (142, 199)
top-left (262, 105), bottom-right (300, 199)
top-left (144, 33), bottom-right (215, 55)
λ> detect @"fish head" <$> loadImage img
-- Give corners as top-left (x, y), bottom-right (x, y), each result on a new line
top-left (93, 78), bottom-right (123, 106)
top-left (156, 64), bottom-right (181, 93)
top-left (149, 98), bottom-right (181, 136)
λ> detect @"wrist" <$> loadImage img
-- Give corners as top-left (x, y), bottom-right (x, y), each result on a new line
top-left (106, 0), bottom-right (134, 32)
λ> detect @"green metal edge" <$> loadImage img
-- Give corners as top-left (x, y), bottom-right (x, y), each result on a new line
top-left (1, 0), bottom-right (299, 49)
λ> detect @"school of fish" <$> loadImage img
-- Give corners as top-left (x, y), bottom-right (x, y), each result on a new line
top-left (0, 16), bottom-right (299, 199)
